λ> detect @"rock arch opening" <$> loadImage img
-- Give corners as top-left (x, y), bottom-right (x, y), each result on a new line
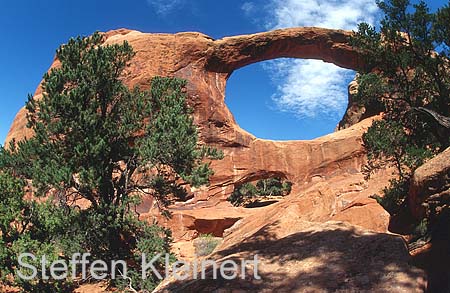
top-left (225, 59), bottom-right (357, 140)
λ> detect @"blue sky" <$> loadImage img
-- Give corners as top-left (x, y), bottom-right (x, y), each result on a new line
top-left (0, 0), bottom-right (444, 144)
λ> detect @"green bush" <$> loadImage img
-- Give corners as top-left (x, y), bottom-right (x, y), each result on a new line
top-left (228, 177), bottom-right (292, 207)
top-left (0, 32), bottom-right (221, 292)
top-left (370, 178), bottom-right (409, 216)
top-left (227, 182), bottom-right (258, 206)
top-left (352, 0), bottom-right (450, 223)
top-left (194, 234), bottom-right (221, 257)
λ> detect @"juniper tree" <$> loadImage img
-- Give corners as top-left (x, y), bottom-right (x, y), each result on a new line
top-left (1, 32), bottom-right (221, 291)
top-left (228, 178), bottom-right (292, 207)
top-left (352, 1), bottom-right (449, 220)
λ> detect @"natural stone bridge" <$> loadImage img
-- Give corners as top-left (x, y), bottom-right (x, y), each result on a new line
top-left (6, 28), bottom-right (373, 218)
top-left (5, 29), bottom-right (431, 291)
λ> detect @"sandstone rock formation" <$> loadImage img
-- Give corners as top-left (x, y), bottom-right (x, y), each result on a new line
top-left (5, 28), bottom-right (423, 291)
top-left (409, 146), bottom-right (450, 219)
top-left (5, 28), bottom-right (387, 232)
top-left (407, 147), bottom-right (450, 291)
top-left (5, 27), bottom-right (361, 146)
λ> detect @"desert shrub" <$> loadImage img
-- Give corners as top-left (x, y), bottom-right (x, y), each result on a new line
top-left (370, 178), bottom-right (409, 216)
top-left (0, 32), bottom-right (221, 292)
top-left (228, 177), bottom-right (292, 207)
top-left (228, 182), bottom-right (258, 206)
top-left (194, 234), bottom-right (221, 257)
top-left (353, 0), bottom-right (450, 221)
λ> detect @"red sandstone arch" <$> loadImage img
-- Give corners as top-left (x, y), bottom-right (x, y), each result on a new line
top-left (206, 27), bottom-right (360, 73)
top-left (5, 28), bottom-right (368, 201)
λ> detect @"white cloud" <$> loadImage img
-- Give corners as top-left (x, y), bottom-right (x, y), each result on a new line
top-left (241, 2), bottom-right (255, 16)
top-left (146, 0), bottom-right (184, 16)
top-left (261, 0), bottom-right (379, 119)
top-left (268, 0), bottom-right (378, 30)
top-left (266, 59), bottom-right (354, 119)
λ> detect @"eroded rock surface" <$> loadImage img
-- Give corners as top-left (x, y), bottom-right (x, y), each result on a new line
top-left (408, 147), bottom-right (450, 291)
top-left (409, 146), bottom-right (450, 219)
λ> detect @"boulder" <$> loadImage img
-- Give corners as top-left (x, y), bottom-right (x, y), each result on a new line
top-left (409, 147), bottom-right (450, 219)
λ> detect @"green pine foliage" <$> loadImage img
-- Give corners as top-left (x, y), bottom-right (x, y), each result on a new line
top-left (228, 182), bottom-right (258, 206)
top-left (228, 177), bottom-right (292, 207)
top-left (0, 157), bottom-right (75, 292)
top-left (0, 171), bottom-right (28, 282)
top-left (0, 32), bottom-right (221, 291)
top-left (352, 1), bottom-right (449, 220)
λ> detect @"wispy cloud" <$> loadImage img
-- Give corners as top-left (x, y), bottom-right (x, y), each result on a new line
top-left (267, 0), bottom-right (378, 30)
top-left (146, 0), bottom-right (185, 16)
top-left (264, 59), bottom-right (355, 119)
top-left (245, 0), bottom-right (379, 119)
top-left (241, 2), bottom-right (256, 16)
